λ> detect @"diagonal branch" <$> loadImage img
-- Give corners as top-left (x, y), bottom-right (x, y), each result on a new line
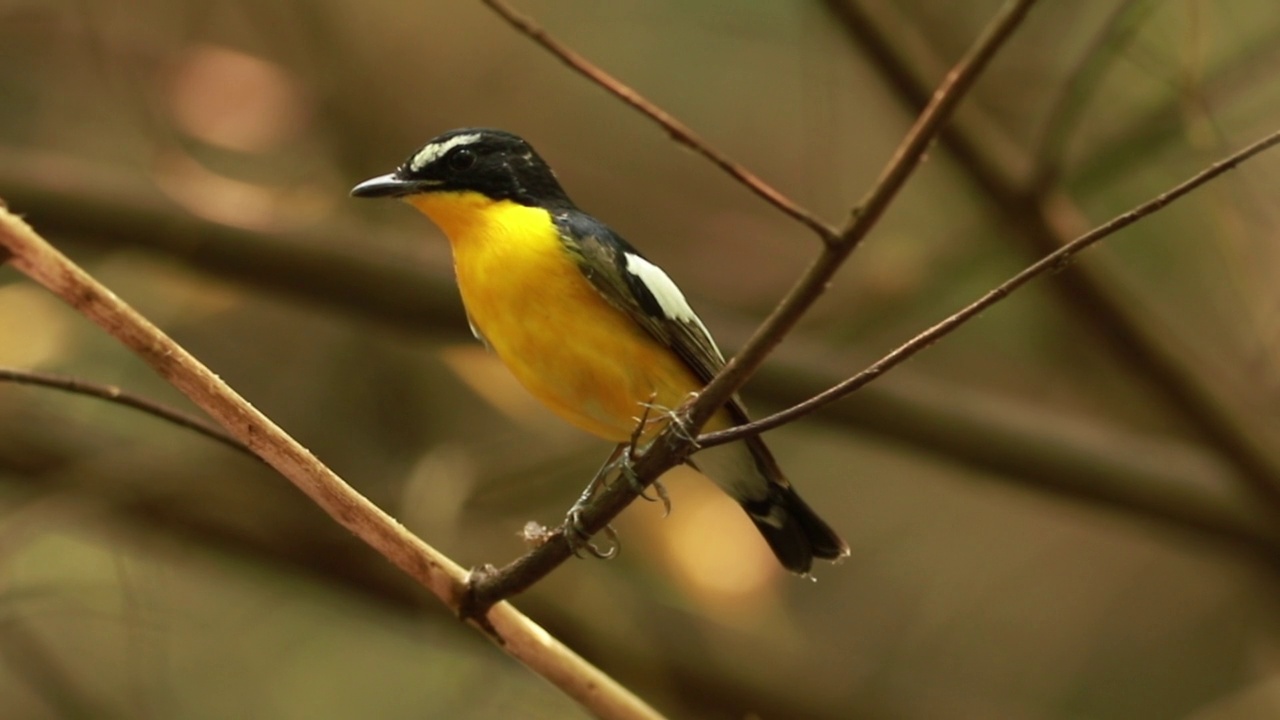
top-left (0, 209), bottom-right (665, 720)
top-left (479, 0), bottom-right (839, 243)
top-left (702, 128), bottom-right (1280, 447)
top-left (0, 366), bottom-right (254, 459)
top-left (464, 0), bottom-right (1040, 612)
top-left (821, 0), bottom-right (1280, 509)
top-left (8, 149), bottom-right (1265, 550)
top-left (687, 0), bottom-right (1039, 435)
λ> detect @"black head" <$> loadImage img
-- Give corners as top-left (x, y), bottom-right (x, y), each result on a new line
top-left (350, 128), bottom-right (573, 208)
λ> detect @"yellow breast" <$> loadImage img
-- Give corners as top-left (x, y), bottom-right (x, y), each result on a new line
top-left (407, 192), bottom-right (706, 442)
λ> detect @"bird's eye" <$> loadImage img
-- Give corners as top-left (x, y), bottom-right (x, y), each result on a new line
top-left (448, 149), bottom-right (476, 171)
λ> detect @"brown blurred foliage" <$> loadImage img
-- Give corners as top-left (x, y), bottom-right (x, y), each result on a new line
top-left (2, 1), bottom-right (1280, 718)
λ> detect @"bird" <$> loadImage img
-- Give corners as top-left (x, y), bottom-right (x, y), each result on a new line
top-left (351, 128), bottom-right (848, 574)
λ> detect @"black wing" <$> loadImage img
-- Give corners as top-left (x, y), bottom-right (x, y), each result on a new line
top-left (552, 211), bottom-right (753, 423)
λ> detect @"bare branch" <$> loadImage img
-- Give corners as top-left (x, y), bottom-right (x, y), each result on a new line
top-left (479, 0), bottom-right (839, 243)
top-left (687, 0), bottom-right (1040, 437)
top-left (0, 208), bottom-right (666, 720)
top-left (6, 148), bottom-right (1263, 550)
top-left (0, 366), bottom-right (254, 459)
top-left (749, 361), bottom-right (1279, 554)
top-left (822, 0), bottom-right (1280, 509)
top-left (465, 0), bottom-right (1040, 612)
top-left (703, 128), bottom-right (1280, 445)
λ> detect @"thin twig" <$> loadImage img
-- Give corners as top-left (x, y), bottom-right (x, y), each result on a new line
top-left (822, 0), bottom-right (1280, 508)
top-left (0, 209), bottom-right (665, 720)
top-left (687, 0), bottom-right (1040, 434)
top-left (2, 406), bottom-right (1268, 720)
top-left (465, 0), bottom-right (1040, 612)
top-left (6, 150), bottom-right (1261, 551)
top-left (702, 128), bottom-right (1280, 446)
top-left (479, 0), bottom-right (839, 244)
top-left (747, 360), bottom-right (1278, 554)
top-left (0, 367), bottom-right (255, 459)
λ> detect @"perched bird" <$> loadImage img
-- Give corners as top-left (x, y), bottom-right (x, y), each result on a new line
top-left (351, 128), bottom-right (848, 573)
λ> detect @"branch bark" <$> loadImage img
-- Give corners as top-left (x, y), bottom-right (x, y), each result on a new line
top-left (704, 129), bottom-right (1280, 447)
top-left (480, 0), bottom-right (839, 243)
top-left (5, 144), bottom-right (1274, 574)
top-left (0, 208), bottom-right (665, 720)
top-left (0, 366), bottom-right (253, 459)
top-left (821, 0), bottom-right (1280, 512)
top-left (464, 0), bottom-right (1041, 612)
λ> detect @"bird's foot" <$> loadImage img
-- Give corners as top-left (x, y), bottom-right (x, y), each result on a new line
top-left (563, 507), bottom-right (620, 559)
top-left (639, 392), bottom-right (700, 448)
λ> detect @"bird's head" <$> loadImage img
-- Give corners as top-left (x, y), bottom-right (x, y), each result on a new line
top-left (350, 128), bottom-right (571, 209)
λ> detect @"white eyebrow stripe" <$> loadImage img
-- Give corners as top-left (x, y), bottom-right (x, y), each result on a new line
top-left (624, 253), bottom-right (721, 356)
top-left (410, 133), bottom-right (482, 171)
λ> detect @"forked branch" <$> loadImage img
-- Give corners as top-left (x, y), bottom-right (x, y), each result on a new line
top-left (465, 0), bottom-right (1041, 611)
top-left (0, 210), bottom-right (664, 720)
top-left (703, 128), bottom-right (1280, 447)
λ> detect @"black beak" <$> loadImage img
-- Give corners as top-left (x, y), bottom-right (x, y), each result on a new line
top-left (350, 173), bottom-right (421, 198)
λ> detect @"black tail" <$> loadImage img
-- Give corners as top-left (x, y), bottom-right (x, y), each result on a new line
top-left (741, 482), bottom-right (848, 574)
top-left (694, 429), bottom-right (849, 574)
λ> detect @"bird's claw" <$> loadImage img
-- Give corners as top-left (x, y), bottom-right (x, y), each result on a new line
top-left (559, 391), bottom-right (682, 561)
top-left (623, 464), bottom-right (670, 516)
top-left (652, 478), bottom-right (671, 517)
top-left (565, 508), bottom-right (620, 560)
top-left (637, 392), bottom-right (700, 449)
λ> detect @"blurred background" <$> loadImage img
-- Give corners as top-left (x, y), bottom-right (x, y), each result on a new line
top-left (2, 0), bottom-right (1279, 717)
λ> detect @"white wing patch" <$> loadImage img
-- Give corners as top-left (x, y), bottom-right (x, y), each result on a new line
top-left (623, 252), bottom-right (695, 322)
top-left (623, 253), bottom-right (721, 357)
top-left (410, 132), bottom-right (482, 171)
